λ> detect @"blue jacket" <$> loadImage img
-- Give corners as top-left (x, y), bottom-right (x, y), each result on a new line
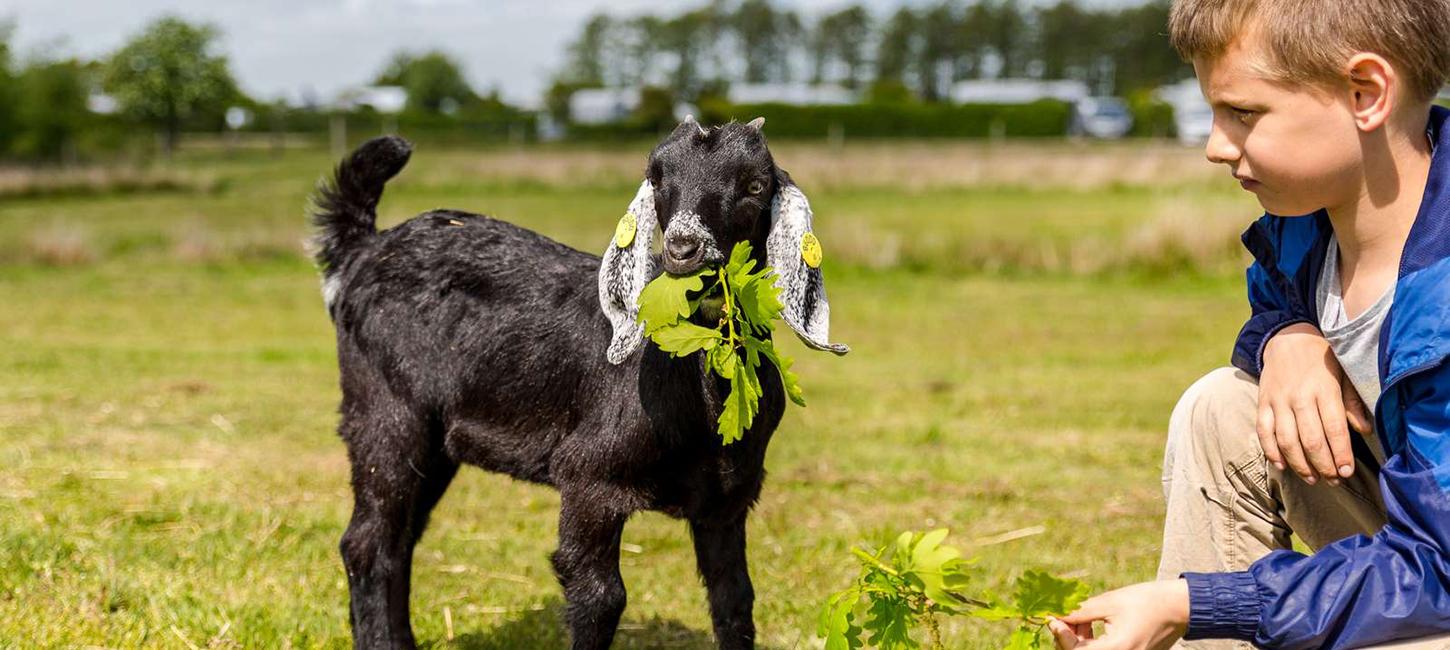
top-left (1184, 105), bottom-right (1450, 648)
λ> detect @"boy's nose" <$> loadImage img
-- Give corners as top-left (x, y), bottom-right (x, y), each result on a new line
top-left (1204, 120), bottom-right (1241, 165)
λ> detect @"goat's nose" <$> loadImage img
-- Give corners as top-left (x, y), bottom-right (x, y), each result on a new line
top-left (665, 236), bottom-right (701, 262)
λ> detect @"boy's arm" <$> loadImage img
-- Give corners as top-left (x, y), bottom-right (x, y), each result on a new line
top-left (1184, 361), bottom-right (1450, 649)
top-left (1231, 260), bottom-right (1315, 377)
top-left (1236, 257), bottom-right (1369, 483)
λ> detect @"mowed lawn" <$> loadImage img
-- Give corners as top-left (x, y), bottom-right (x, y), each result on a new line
top-left (0, 139), bottom-right (1256, 648)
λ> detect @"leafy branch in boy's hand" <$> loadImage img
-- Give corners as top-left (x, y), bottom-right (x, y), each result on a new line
top-left (819, 529), bottom-right (1091, 650)
top-left (636, 241), bottom-right (807, 444)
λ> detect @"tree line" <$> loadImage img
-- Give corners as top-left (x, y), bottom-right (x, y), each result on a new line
top-left (554, 0), bottom-right (1186, 104)
top-left (0, 16), bottom-right (520, 162)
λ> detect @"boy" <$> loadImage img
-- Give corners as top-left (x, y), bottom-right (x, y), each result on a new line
top-left (1049, 1), bottom-right (1450, 648)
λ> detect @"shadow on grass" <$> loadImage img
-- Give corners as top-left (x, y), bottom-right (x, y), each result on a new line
top-left (446, 598), bottom-right (791, 649)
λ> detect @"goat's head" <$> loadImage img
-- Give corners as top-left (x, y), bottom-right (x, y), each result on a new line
top-left (599, 116), bottom-right (849, 365)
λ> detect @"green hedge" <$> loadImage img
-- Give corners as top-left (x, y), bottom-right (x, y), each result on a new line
top-left (565, 100), bottom-right (1074, 140)
top-left (1126, 92), bottom-right (1177, 138)
top-left (712, 100), bottom-right (1074, 138)
top-left (239, 107), bottom-right (537, 145)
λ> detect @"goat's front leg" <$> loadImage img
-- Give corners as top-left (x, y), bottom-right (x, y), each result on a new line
top-left (690, 515), bottom-right (755, 650)
top-left (551, 490), bottom-right (630, 650)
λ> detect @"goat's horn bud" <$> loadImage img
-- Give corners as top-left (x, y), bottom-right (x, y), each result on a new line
top-left (746, 117), bottom-right (765, 130)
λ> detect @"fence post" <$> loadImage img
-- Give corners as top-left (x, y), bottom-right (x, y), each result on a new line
top-left (331, 113), bottom-right (348, 160)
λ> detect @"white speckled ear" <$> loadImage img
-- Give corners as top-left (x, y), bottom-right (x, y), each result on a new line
top-left (598, 180), bottom-right (659, 364)
top-left (766, 180), bottom-right (849, 356)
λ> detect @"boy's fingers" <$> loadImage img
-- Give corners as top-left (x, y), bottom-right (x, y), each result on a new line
top-left (1256, 402), bottom-right (1284, 469)
top-left (1061, 596), bottom-right (1111, 623)
top-left (1317, 394), bottom-right (1355, 479)
top-left (1274, 405), bottom-right (1314, 482)
top-left (1292, 401), bottom-right (1337, 482)
top-left (1343, 383), bottom-right (1373, 434)
top-left (1049, 618), bottom-right (1080, 649)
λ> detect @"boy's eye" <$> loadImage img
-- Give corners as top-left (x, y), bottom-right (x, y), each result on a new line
top-left (1229, 106), bottom-right (1258, 123)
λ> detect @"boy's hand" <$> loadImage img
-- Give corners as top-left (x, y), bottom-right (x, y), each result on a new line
top-left (1047, 579), bottom-right (1189, 650)
top-left (1259, 323), bottom-right (1372, 485)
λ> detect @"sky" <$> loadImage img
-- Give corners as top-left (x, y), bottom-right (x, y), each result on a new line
top-left (5, 0), bottom-right (1139, 108)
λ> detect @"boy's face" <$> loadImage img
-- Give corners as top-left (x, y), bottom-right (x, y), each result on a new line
top-left (1194, 38), bottom-right (1362, 216)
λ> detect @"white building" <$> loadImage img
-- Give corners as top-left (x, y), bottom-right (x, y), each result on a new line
top-left (334, 86), bottom-right (408, 114)
top-left (727, 83), bottom-right (858, 105)
top-left (948, 79), bottom-right (1090, 104)
top-left (568, 87), bottom-right (643, 125)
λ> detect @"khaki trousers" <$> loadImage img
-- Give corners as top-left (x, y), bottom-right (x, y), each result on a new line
top-left (1158, 368), bottom-right (1450, 650)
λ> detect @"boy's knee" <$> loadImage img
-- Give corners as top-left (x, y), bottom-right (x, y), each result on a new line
top-left (1188, 368), bottom-right (1259, 413)
top-left (1166, 368), bottom-right (1263, 475)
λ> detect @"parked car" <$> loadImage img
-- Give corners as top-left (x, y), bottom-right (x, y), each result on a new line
top-left (1071, 96), bottom-right (1134, 139)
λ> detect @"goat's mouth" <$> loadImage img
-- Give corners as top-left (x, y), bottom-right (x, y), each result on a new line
top-left (662, 249), bottom-right (711, 275)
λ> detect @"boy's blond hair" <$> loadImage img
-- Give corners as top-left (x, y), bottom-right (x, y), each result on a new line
top-left (1169, 0), bottom-right (1450, 103)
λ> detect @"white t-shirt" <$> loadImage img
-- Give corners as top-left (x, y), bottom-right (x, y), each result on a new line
top-left (1316, 234), bottom-right (1394, 458)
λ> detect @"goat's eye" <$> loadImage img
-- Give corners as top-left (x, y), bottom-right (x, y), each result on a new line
top-left (746, 179), bottom-right (766, 195)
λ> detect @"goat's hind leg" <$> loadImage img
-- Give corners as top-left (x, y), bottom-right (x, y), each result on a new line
top-left (690, 514), bottom-right (755, 650)
top-left (551, 488), bottom-right (631, 650)
top-left (339, 408), bottom-right (457, 650)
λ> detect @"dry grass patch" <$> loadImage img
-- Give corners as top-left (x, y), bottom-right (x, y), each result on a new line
top-left (409, 140), bottom-right (1224, 192)
top-left (20, 222), bottom-right (97, 266)
top-left (0, 165), bottom-right (221, 200)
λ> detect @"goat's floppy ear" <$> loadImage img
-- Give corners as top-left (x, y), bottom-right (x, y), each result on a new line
top-left (766, 169), bottom-right (849, 355)
top-left (598, 180), bottom-right (659, 364)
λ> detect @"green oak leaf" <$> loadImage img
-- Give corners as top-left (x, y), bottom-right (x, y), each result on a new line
top-left (1004, 625), bottom-right (1044, 650)
top-left (637, 269), bottom-right (708, 335)
top-left (746, 338), bottom-right (804, 406)
top-left (635, 240), bottom-right (828, 444)
top-left (820, 587), bottom-right (866, 650)
top-left (651, 322), bottom-right (722, 357)
top-left (1012, 570), bottom-right (1090, 619)
top-left (863, 595), bottom-right (919, 650)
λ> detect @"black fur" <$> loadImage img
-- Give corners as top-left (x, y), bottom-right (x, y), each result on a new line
top-left (315, 124), bottom-right (794, 650)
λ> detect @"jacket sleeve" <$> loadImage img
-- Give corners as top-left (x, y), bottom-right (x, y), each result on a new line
top-left (1231, 258), bottom-right (1315, 378)
top-left (1182, 361), bottom-right (1450, 648)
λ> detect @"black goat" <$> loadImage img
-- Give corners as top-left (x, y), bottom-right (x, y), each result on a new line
top-left (312, 118), bottom-right (848, 650)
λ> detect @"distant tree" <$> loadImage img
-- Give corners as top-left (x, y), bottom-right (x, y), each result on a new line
top-left (624, 15), bottom-right (666, 86)
top-left (810, 5), bottom-right (872, 88)
top-left (875, 8), bottom-right (918, 87)
top-left (986, 0), bottom-right (1029, 78)
top-left (14, 58), bottom-right (89, 161)
top-left (733, 0), bottom-right (801, 83)
top-left (662, 10), bottom-right (712, 97)
top-left (0, 22), bottom-right (18, 156)
top-left (956, 1), bottom-right (995, 80)
top-left (916, 3), bottom-right (960, 101)
top-left (545, 0), bottom-right (1190, 108)
top-left (833, 6), bottom-right (873, 89)
top-left (1036, 0), bottom-right (1093, 80)
top-left (376, 50), bottom-right (477, 114)
top-left (564, 14), bottom-right (611, 85)
top-left (1108, 0), bottom-right (1185, 93)
top-left (102, 16), bottom-right (240, 155)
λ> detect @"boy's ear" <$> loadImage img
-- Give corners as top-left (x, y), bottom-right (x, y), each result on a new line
top-left (1346, 53), bottom-right (1396, 133)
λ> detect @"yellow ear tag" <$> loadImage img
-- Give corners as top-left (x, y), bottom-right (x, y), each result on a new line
top-left (801, 232), bottom-right (822, 268)
top-left (615, 212), bottom-right (637, 248)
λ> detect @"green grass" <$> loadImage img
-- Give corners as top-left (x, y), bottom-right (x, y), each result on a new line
top-left (0, 141), bottom-right (1255, 648)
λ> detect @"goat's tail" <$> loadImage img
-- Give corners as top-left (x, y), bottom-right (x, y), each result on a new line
top-left (309, 135), bottom-right (413, 274)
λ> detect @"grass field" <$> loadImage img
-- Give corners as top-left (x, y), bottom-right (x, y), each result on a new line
top-left (0, 138), bottom-right (1259, 648)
